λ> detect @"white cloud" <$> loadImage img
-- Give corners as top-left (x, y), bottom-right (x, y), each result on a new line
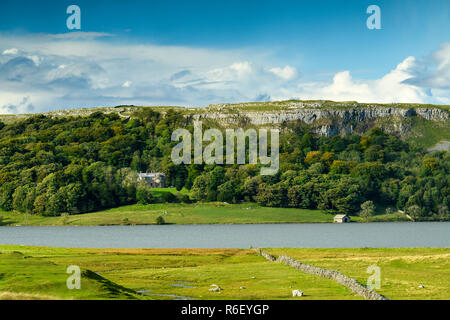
top-left (270, 57), bottom-right (431, 104)
top-left (26, 55), bottom-right (41, 66)
top-left (229, 62), bottom-right (252, 76)
top-left (403, 43), bottom-right (450, 89)
top-left (0, 33), bottom-right (448, 114)
top-left (122, 81), bottom-right (132, 88)
top-left (205, 61), bottom-right (253, 83)
top-left (0, 93), bottom-right (36, 114)
top-left (269, 65), bottom-right (297, 80)
top-left (48, 32), bottom-right (114, 40)
top-left (2, 48), bottom-right (18, 55)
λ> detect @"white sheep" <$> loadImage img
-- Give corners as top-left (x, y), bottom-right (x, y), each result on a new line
top-left (292, 289), bottom-right (303, 297)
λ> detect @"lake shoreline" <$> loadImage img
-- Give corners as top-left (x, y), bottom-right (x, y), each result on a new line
top-left (1, 220), bottom-right (440, 227)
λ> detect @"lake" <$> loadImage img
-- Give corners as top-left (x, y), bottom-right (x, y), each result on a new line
top-left (0, 222), bottom-right (449, 248)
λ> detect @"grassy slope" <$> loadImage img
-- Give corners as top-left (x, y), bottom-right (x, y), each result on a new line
top-left (374, 116), bottom-right (450, 149)
top-left (407, 117), bottom-right (450, 149)
top-left (265, 248), bottom-right (450, 300)
top-left (0, 203), bottom-right (334, 226)
top-left (0, 250), bottom-right (139, 300)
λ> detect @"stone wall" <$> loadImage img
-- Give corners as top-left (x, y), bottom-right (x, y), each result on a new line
top-left (257, 249), bottom-right (388, 300)
top-left (255, 248), bottom-right (277, 261)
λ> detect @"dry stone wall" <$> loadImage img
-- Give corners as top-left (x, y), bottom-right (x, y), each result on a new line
top-left (256, 249), bottom-right (388, 300)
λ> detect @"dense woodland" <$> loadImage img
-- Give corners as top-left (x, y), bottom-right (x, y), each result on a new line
top-left (0, 108), bottom-right (448, 221)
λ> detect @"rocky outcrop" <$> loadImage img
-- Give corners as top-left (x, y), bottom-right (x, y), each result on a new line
top-left (427, 141), bottom-right (450, 152)
top-left (192, 104), bottom-right (449, 137)
top-left (195, 106), bottom-right (448, 124)
top-left (257, 249), bottom-right (389, 300)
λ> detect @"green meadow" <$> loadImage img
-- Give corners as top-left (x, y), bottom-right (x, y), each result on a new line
top-left (265, 248), bottom-right (450, 300)
top-left (0, 200), bottom-right (409, 226)
top-left (0, 246), bottom-right (448, 300)
top-left (0, 202), bottom-right (334, 226)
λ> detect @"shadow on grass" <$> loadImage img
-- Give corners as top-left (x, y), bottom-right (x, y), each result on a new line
top-left (0, 217), bottom-right (19, 226)
top-left (81, 269), bottom-right (140, 299)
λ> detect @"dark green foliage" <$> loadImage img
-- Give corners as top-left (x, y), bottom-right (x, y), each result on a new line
top-left (136, 188), bottom-right (154, 205)
top-left (0, 111), bottom-right (186, 216)
top-left (0, 110), bottom-right (448, 221)
top-left (176, 193), bottom-right (191, 203)
top-left (156, 215), bottom-right (165, 225)
top-left (159, 191), bottom-right (177, 203)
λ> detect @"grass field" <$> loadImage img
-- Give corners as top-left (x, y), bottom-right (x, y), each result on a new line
top-left (0, 246), bottom-right (359, 300)
top-left (0, 200), bottom-right (411, 226)
top-left (0, 202), bottom-right (335, 226)
top-left (0, 246), bottom-right (448, 300)
top-left (150, 187), bottom-right (190, 197)
top-left (265, 248), bottom-right (450, 300)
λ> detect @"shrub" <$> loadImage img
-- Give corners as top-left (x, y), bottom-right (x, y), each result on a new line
top-left (136, 188), bottom-right (154, 205)
top-left (176, 193), bottom-right (191, 203)
top-left (160, 191), bottom-right (177, 203)
top-left (156, 216), bottom-right (165, 225)
top-left (60, 212), bottom-right (70, 225)
top-left (359, 200), bottom-right (375, 222)
top-left (406, 205), bottom-right (422, 220)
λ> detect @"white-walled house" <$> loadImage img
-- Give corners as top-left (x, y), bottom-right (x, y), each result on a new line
top-left (333, 214), bottom-right (351, 223)
top-left (137, 172), bottom-right (166, 188)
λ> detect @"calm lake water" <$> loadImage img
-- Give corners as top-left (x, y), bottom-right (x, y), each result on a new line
top-left (0, 222), bottom-right (449, 248)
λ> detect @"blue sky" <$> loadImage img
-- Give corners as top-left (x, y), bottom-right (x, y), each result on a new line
top-left (0, 0), bottom-right (449, 113)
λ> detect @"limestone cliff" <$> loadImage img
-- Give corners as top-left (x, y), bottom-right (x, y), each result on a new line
top-left (191, 101), bottom-right (449, 138)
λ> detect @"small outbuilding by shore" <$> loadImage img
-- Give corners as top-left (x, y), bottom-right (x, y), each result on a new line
top-left (334, 214), bottom-right (351, 223)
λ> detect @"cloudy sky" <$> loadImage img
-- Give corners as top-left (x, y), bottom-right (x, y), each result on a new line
top-left (0, 0), bottom-right (449, 114)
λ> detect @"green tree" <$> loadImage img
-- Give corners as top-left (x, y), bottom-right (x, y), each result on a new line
top-left (0, 182), bottom-right (15, 211)
top-left (136, 188), bottom-right (154, 205)
top-left (288, 184), bottom-right (312, 208)
top-left (217, 181), bottom-right (236, 203)
top-left (255, 184), bottom-right (288, 207)
top-left (33, 193), bottom-right (47, 214)
top-left (156, 216), bottom-right (165, 225)
top-left (241, 176), bottom-right (261, 201)
top-left (45, 191), bottom-right (66, 216)
top-left (406, 205), bottom-right (422, 221)
top-left (437, 205), bottom-right (449, 221)
top-left (12, 186), bottom-right (28, 212)
top-left (359, 201), bottom-right (375, 222)
top-left (191, 174), bottom-right (211, 201)
top-left (209, 166), bottom-right (225, 191)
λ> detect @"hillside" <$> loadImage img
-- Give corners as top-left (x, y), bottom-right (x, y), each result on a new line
top-left (0, 100), bottom-right (448, 222)
top-left (1, 100), bottom-right (449, 148)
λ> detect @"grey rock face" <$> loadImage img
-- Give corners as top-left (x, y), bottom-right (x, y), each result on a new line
top-left (192, 106), bottom-right (449, 137)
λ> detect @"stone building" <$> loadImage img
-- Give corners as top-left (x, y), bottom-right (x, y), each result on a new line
top-left (333, 214), bottom-right (351, 223)
top-left (138, 172), bottom-right (166, 188)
